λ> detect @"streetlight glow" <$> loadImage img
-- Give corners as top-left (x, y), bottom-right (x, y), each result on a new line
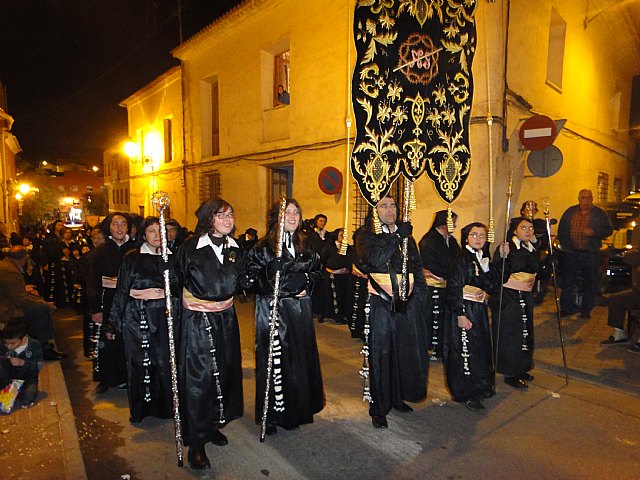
top-left (92, 165), bottom-right (99, 172)
top-left (18, 183), bottom-right (31, 195)
top-left (124, 140), bottom-right (140, 159)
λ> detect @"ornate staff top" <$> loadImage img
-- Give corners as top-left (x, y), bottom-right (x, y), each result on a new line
top-left (151, 191), bottom-right (171, 213)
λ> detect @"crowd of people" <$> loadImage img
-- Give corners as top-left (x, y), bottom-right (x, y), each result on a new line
top-left (3, 187), bottom-right (637, 471)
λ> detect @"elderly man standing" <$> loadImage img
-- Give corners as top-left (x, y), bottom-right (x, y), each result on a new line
top-left (0, 246), bottom-right (65, 360)
top-left (557, 189), bottom-right (613, 319)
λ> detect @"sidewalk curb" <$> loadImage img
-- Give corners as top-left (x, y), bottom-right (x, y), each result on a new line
top-left (46, 361), bottom-right (87, 480)
top-left (535, 358), bottom-right (640, 397)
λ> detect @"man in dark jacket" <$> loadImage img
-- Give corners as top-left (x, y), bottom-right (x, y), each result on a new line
top-left (557, 189), bottom-right (613, 319)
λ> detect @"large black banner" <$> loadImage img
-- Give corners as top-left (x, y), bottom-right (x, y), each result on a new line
top-left (351, 0), bottom-right (477, 206)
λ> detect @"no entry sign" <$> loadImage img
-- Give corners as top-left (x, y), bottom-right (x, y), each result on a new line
top-left (519, 115), bottom-right (558, 151)
top-left (318, 167), bottom-right (343, 195)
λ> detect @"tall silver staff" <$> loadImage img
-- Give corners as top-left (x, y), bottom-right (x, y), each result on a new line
top-left (543, 201), bottom-right (569, 384)
top-left (398, 180), bottom-right (413, 310)
top-left (260, 196), bottom-right (288, 442)
top-left (151, 191), bottom-right (184, 466)
top-left (494, 175), bottom-right (513, 369)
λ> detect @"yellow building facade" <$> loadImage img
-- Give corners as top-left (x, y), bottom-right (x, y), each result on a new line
top-left (118, 0), bottom-right (639, 240)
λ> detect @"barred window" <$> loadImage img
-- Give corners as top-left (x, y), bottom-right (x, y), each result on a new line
top-left (597, 172), bottom-right (609, 203)
top-left (200, 170), bottom-right (221, 203)
top-left (613, 178), bottom-right (622, 203)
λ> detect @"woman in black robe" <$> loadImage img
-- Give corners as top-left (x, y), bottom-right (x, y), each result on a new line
top-left (319, 228), bottom-right (353, 324)
top-left (175, 199), bottom-right (244, 470)
top-left (108, 217), bottom-right (177, 423)
top-left (241, 199), bottom-right (324, 436)
top-left (418, 210), bottom-right (460, 361)
top-left (86, 213), bottom-right (136, 394)
top-left (493, 216), bottom-right (539, 389)
top-left (444, 223), bottom-right (507, 411)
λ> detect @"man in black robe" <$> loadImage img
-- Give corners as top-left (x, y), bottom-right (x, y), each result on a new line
top-left (419, 210), bottom-right (461, 361)
top-left (355, 196), bottom-right (428, 429)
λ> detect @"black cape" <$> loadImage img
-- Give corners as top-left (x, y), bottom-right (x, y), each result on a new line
top-left (444, 247), bottom-right (498, 402)
top-left (242, 236), bottom-right (325, 429)
top-left (356, 226), bottom-right (429, 417)
top-left (109, 248), bottom-right (178, 422)
top-left (175, 234), bottom-right (245, 447)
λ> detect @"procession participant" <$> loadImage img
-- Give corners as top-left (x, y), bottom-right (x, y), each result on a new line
top-left (86, 213), bottom-right (136, 394)
top-left (175, 199), bottom-right (244, 470)
top-left (419, 210), bottom-right (460, 360)
top-left (493, 217), bottom-right (539, 389)
top-left (241, 199), bottom-right (324, 436)
top-left (355, 196), bottom-right (428, 429)
top-left (108, 217), bottom-right (177, 423)
top-left (444, 223), bottom-right (508, 411)
top-left (318, 228), bottom-right (353, 324)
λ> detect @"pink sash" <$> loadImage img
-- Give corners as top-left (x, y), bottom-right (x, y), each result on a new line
top-left (182, 288), bottom-right (233, 313)
top-left (130, 288), bottom-right (165, 300)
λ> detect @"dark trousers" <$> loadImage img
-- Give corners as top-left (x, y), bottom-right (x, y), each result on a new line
top-left (606, 288), bottom-right (640, 333)
top-left (560, 250), bottom-right (600, 314)
top-left (22, 303), bottom-right (55, 346)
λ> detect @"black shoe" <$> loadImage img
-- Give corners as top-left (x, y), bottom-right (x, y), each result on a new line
top-left (464, 399), bottom-right (484, 412)
top-left (482, 389), bottom-right (496, 399)
top-left (265, 423), bottom-right (277, 436)
top-left (43, 347), bottom-right (67, 361)
top-left (188, 445), bottom-right (210, 470)
top-left (211, 429), bottom-right (228, 446)
top-left (116, 382), bottom-right (128, 390)
top-left (601, 335), bottom-right (628, 345)
top-left (504, 376), bottom-right (528, 389)
top-left (95, 382), bottom-right (109, 395)
top-left (627, 342), bottom-right (640, 353)
top-left (371, 415), bottom-right (388, 428)
top-left (559, 310), bottom-right (575, 318)
top-left (579, 312), bottom-right (591, 320)
top-left (519, 372), bottom-right (535, 382)
top-left (393, 402), bottom-right (413, 413)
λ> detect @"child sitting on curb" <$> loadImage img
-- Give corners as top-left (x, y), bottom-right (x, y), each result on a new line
top-left (0, 321), bottom-right (44, 409)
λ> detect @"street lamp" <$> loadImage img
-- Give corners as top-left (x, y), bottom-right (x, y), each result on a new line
top-left (18, 183), bottom-right (31, 195)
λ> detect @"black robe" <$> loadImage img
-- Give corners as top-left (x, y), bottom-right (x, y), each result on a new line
top-left (319, 241), bottom-right (354, 323)
top-left (109, 247), bottom-right (178, 423)
top-left (356, 226), bottom-right (429, 417)
top-left (444, 247), bottom-right (499, 402)
top-left (492, 238), bottom-right (539, 377)
top-left (86, 237), bottom-right (137, 386)
top-left (242, 236), bottom-right (325, 429)
top-left (418, 228), bottom-right (460, 359)
top-left (175, 234), bottom-right (245, 447)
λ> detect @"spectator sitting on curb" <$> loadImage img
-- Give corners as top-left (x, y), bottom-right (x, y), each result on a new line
top-left (0, 321), bottom-right (44, 409)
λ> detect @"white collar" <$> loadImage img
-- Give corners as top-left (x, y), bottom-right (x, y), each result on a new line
top-left (140, 242), bottom-right (169, 255)
top-left (466, 244), bottom-right (490, 272)
top-left (381, 224), bottom-right (397, 234)
top-left (109, 234), bottom-right (130, 246)
top-left (14, 342), bottom-right (28, 356)
top-left (512, 236), bottom-right (534, 252)
top-left (196, 234), bottom-right (239, 250)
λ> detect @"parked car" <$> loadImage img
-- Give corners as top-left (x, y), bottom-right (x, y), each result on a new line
top-left (624, 193), bottom-right (640, 206)
top-left (597, 202), bottom-right (639, 292)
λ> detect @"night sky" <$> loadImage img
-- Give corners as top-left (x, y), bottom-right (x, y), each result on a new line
top-left (0, 0), bottom-right (242, 167)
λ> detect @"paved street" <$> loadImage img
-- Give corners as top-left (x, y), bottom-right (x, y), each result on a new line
top-left (2, 295), bottom-right (639, 479)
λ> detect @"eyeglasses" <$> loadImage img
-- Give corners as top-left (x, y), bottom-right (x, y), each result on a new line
top-left (469, 232), bottom-right (486, 239)
top-left (215, 212), bottom-right (234, 220)
top-left (519, 225), bottom-right (534, 231)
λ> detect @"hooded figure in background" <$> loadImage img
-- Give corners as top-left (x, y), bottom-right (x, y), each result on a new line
top-left (418, 210), bottom-right (461, 361)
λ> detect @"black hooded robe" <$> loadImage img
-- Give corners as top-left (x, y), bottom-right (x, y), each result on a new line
top-left (242, 238), bottom-right (325, 430)
top-left (175, 234), bottom-right (244, 447)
